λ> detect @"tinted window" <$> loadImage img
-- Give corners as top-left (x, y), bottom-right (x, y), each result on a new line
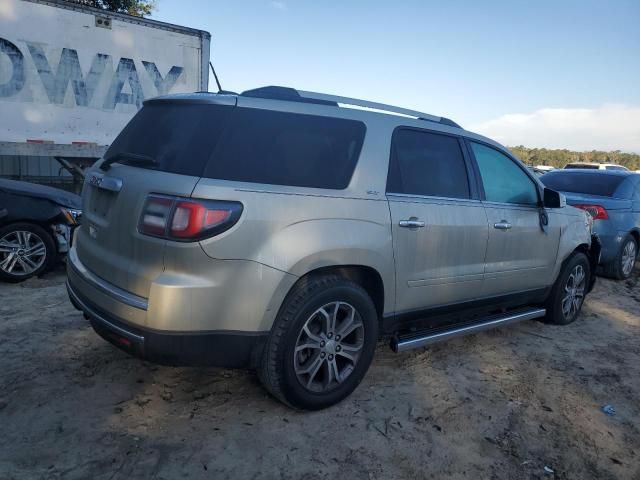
top-left (203, 108), bottom-right (365, 189)
top-left (106, 103), bottom-right (233, 176)
top-left (605, 165), bottom-right (627, 171)
top-left (387, 129), bottom-right (470, 199)
top-left (471, 142), bottom-right (539, 205)
top-left (541, 172), bottom-right (627, 197)
top-left (565, 164), bottom-right (599, 169)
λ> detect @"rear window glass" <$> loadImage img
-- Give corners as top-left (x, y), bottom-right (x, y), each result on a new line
top-left (105, 103), bottom-right (233, 176)
top-left (203, 108), bottom-right (366, 189)
top-left (564, 164), bottom-right (599, 169)
top-left (387, 129), bottom-right (470, 199)
top-left (541, 172), bottom-right (626, 197)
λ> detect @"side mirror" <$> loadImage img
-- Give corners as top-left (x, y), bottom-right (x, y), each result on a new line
top-left (543, 188), bottom-right (566, 208)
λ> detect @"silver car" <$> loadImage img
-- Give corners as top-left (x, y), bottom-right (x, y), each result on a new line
top-left (67, 86), bottom-right (600, 409)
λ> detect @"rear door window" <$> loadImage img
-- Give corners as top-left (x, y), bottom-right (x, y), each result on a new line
top-left (203, 108), bottom-right (366, 189)
top-left (387, 128), bottom-right (470, 199)
top-left (105, 103), bottom-right (233, 177)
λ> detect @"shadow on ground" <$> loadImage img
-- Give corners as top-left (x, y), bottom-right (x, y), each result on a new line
top-left (0, 265), bottom-right (638, 479)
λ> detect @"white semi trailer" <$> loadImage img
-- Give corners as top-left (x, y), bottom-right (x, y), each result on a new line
top-left (0, 0), bottom-right (211, 186)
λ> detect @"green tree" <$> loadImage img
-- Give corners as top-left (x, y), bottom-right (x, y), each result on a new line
top-left (508, 146), bottom-right (640, 171)
top-left (69, 0), bottom-right (156, 17)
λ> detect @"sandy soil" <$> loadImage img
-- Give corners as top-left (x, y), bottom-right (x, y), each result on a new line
top-left (0, 264), bottom-right (638, 480)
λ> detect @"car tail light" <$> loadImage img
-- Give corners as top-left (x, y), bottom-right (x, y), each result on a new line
top-left (139, 194), bottom-right (243, 241)
top-left (574, 204), bottom-right (609, 220)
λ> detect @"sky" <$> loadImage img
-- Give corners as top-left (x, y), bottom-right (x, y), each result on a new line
top-left (151, 0), bottom-right (640, 153)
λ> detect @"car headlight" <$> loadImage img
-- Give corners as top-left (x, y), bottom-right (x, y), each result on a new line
top-left (61, 207), bottom-right (83, 225)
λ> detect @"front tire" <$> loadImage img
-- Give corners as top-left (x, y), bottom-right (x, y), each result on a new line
top-left (544, 252), bottom-right (590, 325)
top-left (0, 223), bottom-right (55, 283)
top-left (259, 275), bottom-right (378, 410)
top-left (603, 234), bottom-right (637, 280)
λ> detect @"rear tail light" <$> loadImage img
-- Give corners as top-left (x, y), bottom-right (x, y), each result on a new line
top-left (574, 204), bottom-right (608, 220)
top-left (139, 194), bottom-right (243, 241)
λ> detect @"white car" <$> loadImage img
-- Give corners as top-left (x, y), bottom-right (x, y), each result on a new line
top-left (564, 162), bottom-right (629, 171)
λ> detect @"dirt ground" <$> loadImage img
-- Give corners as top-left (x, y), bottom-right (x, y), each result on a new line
top-left (0, 264), bottom-right (638, 480)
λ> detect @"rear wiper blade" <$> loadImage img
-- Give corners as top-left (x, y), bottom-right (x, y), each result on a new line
top-left (100, 153), bottom-right (157, 171)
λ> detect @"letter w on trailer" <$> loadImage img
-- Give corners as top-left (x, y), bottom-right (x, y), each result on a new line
top-left (0, 0), bottom-right (210, 191)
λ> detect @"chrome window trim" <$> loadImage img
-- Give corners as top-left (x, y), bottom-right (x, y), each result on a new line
top-left (386, 192), bottom-right (483, 204)
top-left (481, 200), bottom-right (541, 210)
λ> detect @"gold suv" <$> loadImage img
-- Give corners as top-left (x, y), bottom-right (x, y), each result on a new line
top-left (67, 87), bottom-right (600, 409)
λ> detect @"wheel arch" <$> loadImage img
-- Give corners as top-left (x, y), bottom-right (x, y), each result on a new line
top-left (551, 242), bottom-right (591, 287)
top-left (268, 264), bottom-right (387, 334)
top-left (298, 265), bottom-right (385, 320)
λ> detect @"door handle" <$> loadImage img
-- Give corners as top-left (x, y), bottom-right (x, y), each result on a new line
top-left (494, 221), bottom-right (512, 230)
top-left (399, 218), bottom-right (425, 228)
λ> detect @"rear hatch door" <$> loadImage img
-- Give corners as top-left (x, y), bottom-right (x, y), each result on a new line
top-left (76, 95), bottom-right (236, 298)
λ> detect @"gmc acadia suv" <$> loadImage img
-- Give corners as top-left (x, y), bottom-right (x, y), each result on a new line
top-left (66, 87), bottom-right (600, 409)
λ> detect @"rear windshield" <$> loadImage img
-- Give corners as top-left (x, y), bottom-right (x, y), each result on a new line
top-left (541, 172), bottom-right (626, 197)
top-left (106, 103), bottom-right (366, 189)
top-left (564, 164), bottom-right (599, 169)
top-left (105, 103), bottom-right (234, 177)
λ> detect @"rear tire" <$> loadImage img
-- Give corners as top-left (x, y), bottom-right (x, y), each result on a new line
top-left (544, 252), bottom-right (590, 325)
top-left (0, 223), bottom-right (55, 283)
top-left (602, 234), bottom-right (637, 280)
top-left (258, 275), bottom-right (378, 410)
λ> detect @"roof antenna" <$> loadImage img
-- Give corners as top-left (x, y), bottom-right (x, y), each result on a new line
top-left (209, 61), bottom-right (223, 92)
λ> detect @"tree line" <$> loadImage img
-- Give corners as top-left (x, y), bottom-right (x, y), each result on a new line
top-left (509, 146), bottom-right (640, 171)
top-left (66, 0), bottom-right (155, 16)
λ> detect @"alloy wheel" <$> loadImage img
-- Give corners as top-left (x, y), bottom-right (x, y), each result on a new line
top-left (294, 301), bottom-right (365, 393)
top-left (0, 230), bottom-right (47, 277)
top-left (621, 241), bottom-right (637, 277)
top-left (561, 264), bottom-right (586, 321)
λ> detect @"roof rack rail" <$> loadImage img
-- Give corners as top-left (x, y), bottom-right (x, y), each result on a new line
top-left (240, 86), bottom-right (461, 128)
top-left (241, 86), bottom-right (338, 107)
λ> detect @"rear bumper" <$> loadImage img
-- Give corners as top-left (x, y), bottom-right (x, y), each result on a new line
top-left (67, 279), bottom-right (267, 368)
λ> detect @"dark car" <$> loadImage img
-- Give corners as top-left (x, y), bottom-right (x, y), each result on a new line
top-left (541, 170), bottom-right (640, 279)
top-left (0, 179), bottom-right (82, 282)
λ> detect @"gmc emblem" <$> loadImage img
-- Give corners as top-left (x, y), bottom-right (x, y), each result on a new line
top-left (88, 174), bottom-right (103, 187)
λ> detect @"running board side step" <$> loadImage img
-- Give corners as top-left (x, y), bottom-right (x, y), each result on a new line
top-left (390, 307), bottom-right (546, 353)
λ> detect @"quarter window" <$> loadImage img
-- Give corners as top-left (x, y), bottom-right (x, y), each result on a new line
top-left (204, 108), bottom-right (366, 189)
top-left (387, 129), bottom-right (470, 199)
top-left (470, 142), bottom-right (539, 206)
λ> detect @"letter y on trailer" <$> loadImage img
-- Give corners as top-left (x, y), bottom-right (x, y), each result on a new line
top-left (0, 0), bottom-right (210, 190)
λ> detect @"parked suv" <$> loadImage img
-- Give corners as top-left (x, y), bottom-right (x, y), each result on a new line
top-left (67, 87), bottom-right (600, 409)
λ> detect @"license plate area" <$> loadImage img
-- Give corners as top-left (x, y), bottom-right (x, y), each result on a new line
top-left (89, 186), bottom-right (116, 218)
